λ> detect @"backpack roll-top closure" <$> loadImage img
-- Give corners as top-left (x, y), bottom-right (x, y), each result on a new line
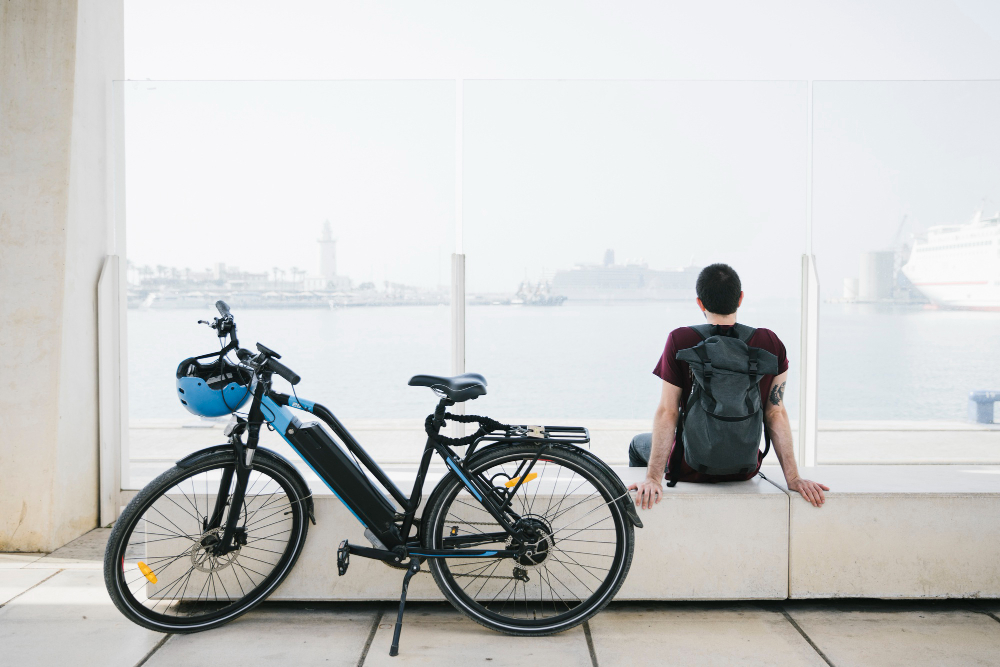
top-left (676, 334), bottom-right (779, 418)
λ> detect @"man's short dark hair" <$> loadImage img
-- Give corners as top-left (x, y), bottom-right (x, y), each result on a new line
top-left (696, 264), bottom-right (742, 315)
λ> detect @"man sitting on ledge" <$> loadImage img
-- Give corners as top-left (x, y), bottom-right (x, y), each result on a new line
top-left (628, 263), bottom-right (828, 509)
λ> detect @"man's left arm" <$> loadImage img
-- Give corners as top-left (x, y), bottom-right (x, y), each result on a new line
top-left (763, 371), bottom-right (830, 507)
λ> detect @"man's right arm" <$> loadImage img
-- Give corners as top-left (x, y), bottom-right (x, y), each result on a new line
top-left (628, 380), bottom-right (681, 509)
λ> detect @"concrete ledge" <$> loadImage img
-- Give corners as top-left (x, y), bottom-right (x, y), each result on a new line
top-left (272, 465), bottom-right (789, 601)
top-left (765, 465), bottom-right (1000, 599)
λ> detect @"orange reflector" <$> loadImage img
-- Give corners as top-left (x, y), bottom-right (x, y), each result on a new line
top-left (505, 473), bottom-right (538, 488)
top-left (138, 561), bottom-right (158, 584)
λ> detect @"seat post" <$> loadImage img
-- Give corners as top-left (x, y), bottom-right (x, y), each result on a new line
top-left (432, 398), bottom-right (454, 430)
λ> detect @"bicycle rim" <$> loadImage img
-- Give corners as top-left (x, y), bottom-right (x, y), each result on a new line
top-left (110, 458), bottom-right (304, 630)
top-left (428, 447), bottom-right (629, 632)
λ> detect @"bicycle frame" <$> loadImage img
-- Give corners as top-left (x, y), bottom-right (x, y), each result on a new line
top-left (211, 371), bottom-right (544, 563)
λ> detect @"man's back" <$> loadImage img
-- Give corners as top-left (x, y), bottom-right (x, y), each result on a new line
top-left (651, 324), bottom-right (788, 483)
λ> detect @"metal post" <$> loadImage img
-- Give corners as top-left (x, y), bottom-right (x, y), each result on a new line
top-left (798, 254), bottom-right (820, 467)
top-left (451, 254), bottom-right (466, 375)
top-left (113, 81), bottom-right (130, 493)
top-left (98, 256), bottom-right (121, 525)
top-left (796, 81), bottom-right (819, 468)
top-left (451, 79), bottom-right (466, 437)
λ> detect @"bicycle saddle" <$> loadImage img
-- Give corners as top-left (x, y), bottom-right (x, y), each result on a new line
top-left (408, 373), bottom-right (487, 402)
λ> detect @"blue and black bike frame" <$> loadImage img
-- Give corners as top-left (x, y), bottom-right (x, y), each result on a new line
top-left (216, 372), bottom-right (534, 568)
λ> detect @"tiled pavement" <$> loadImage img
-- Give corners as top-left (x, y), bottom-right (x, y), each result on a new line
top-left (3, 529), bottom-right (1000, 666)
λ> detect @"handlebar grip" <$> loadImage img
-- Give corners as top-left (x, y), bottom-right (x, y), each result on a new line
top-left (265, 357), bottom-right (300, 385)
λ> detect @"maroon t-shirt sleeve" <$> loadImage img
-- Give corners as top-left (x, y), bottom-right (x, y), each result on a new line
top-left (652, 330), bottom-right (684, 387)
top-left (752, 328), bottom-right (789, 375)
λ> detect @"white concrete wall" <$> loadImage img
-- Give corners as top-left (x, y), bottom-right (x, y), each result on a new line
top-left (768, 465), bottom-right (1000, 598)
top-left (269, 467), bottom-right (790, 601)
top-left (0, 0), bottom-right (123, 552)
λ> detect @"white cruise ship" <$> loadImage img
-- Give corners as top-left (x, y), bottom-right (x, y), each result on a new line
top-left (901, 208), bottom-right (1000, 310)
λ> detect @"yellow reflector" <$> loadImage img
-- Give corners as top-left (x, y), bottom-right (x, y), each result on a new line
top-left (138, 561), bottom-right (158, 584)
top-left (505, 473), bottom-right (538, 488)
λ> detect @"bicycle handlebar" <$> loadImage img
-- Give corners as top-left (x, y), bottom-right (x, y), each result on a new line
top-left (265, 357), bottom-right (301, 385)
top-left (236, 347), bottom-right (301, 386)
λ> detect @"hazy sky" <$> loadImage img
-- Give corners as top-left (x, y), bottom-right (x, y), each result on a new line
top-left (123, 1), bottom-right (1000, 296)
top-left (813, 81), bottom-right (1000, 296)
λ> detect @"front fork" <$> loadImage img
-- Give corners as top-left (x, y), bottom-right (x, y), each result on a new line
top-left (207, 410), bottom-right (261, 556)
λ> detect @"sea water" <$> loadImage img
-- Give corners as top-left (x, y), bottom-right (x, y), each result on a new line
top-left (128, 301), bottom-right (1000, 424)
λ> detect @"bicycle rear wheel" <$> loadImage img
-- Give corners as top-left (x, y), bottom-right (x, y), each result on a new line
top-left (423, 444), bottom-right (634, 635)
top-left (104, 450), bottom-right (309, 633)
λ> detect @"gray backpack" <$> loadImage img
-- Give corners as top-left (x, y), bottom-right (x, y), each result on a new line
top-left (667, 323), bottom-right (779, 485)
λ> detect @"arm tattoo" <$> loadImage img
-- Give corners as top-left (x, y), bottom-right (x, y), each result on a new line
top-left (768, 381), bottom-right (786, 406)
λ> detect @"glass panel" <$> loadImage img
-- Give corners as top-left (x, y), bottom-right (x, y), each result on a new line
top-left (813, 81), bottom-right (1000, 463)
top-left (122, 81), bottom-right (455, 486)
top-left (464, 81), bottom-right (808, 465)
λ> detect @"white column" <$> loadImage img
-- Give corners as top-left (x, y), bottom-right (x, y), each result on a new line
top-left (0, 0), bottom-right (124, 550)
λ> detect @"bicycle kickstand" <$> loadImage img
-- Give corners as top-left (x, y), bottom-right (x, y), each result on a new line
top-left (389, 558), bottom-right (422, 657)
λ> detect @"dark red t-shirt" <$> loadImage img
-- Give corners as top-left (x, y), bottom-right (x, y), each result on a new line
top-left (652, 324), bottom-right (789, 483)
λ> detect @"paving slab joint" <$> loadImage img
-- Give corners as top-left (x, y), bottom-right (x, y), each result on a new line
top-left (779, 606), bottom-right (835, 667)
top-left (134, 633), bottom-right (171, 667)
top-left (357, 608), bottom-right (383, 666)
top-left (969, 604), bottom-right (1000, 626)
top-left (583, 620), bottom-right (599, 667)
top-left (0, 569), bottom-right (62, 610)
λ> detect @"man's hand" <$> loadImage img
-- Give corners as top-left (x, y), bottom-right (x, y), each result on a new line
top-left (787, 478), bottom-right (830, 507)
top-left (628, 477), bottom-right (663, 510)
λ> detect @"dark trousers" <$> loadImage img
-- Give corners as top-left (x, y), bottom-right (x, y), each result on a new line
top-left (628, 432), bottom-right (654, 467)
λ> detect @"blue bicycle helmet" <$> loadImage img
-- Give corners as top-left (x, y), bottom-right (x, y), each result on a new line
top-left (176, 355), bottom-right (253, 417)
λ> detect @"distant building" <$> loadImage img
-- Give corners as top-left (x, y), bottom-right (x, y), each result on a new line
top-left (309, 220), bottom-right (350, 291)
top-left (551, 250), bottom-right (700, 301)
top-left (859, 251), bottom-right (895, 301)
top-left (319, 220), bottom-right (338, 282)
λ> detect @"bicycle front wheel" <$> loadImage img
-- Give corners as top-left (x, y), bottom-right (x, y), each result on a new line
top-left (423, 444), bottom-right (634, 635)
top-left (104, 450), bottom-right (310, 633)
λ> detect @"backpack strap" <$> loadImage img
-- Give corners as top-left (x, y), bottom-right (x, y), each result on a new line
top-left (733, 323), bottom-right (756, 343)
top-left (689, 324), bottom-right (715, 340)
top-left (691, 344), bottom-right (719, 413)
top-left (745, 346), bottom-right (759, 413)
top-left (665, 407), bottom-right (684, 488)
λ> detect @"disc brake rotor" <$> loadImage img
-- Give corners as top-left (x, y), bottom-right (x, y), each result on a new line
top-left (189, 528), bottom-right (240, 573)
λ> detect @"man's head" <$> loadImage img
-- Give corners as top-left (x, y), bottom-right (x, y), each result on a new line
top-left (696, 263), bottom-right (743, 315)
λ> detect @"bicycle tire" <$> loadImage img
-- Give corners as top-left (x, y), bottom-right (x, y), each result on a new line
top-left (423, 443), bottom-right (634, 636)
top-left (104, 449), bottom-right (310, 633)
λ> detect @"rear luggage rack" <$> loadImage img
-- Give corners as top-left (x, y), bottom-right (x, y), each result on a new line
top-left (480, 424), bottom-right (590, 445)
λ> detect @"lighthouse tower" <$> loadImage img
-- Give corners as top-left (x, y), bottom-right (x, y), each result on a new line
top-left (318, 220), bottom-right (337, 286)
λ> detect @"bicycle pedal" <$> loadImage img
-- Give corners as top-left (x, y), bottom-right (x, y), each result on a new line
top-left (337, 539), bottom-right (350, 576)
